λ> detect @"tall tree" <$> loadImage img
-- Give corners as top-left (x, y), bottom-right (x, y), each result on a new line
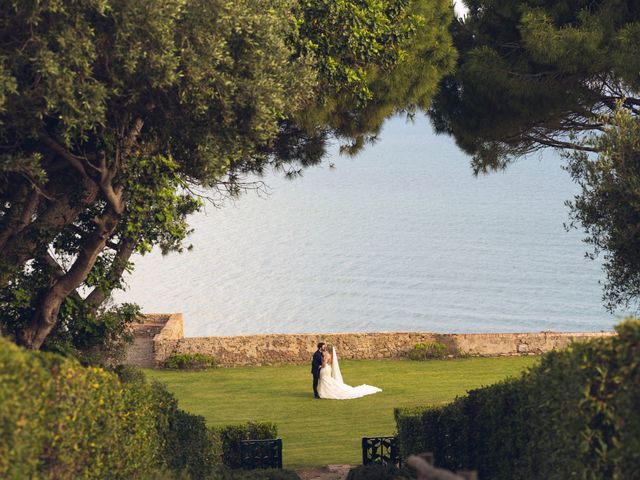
top-left (0, 0), bottom-right (456, 354)
top-left (428, 0), bottom-right (640, 310)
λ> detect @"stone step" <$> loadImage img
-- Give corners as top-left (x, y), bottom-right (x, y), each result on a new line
top-left (124, 337), bottom-right (155, 368)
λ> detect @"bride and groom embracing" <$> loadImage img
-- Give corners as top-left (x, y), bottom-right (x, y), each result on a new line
top-left (311, 342), bottom-right (382, 400)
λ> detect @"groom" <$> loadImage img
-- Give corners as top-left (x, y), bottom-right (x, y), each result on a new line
top-left (311, 342), bottom-right (325, 398)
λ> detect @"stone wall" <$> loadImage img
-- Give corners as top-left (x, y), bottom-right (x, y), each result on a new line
top-left (139, 315), bottom-right (614, 367)
top-left (153, 313), bottom-right (184, 365)
top-left (124, 314), bottom-right (171, 368)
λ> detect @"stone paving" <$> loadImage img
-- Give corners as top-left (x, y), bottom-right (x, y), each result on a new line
top-left (295, 465), bottom-right (354, 480)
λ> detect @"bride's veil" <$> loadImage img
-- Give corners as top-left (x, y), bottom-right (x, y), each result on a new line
top-left (331, 347), bottom-right (344, 384)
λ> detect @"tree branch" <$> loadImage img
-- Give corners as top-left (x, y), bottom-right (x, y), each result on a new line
top-left (97, 153), bottom-right (124, 214)
top-left (85, 238), bottom-right (136, 311)
top-left (39, 251), bottom-right (84, 303)
top-left (42, 136), bottom-right (89, 178)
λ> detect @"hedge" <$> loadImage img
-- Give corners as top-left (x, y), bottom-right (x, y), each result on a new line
top-left (0, 341), bottom-right (225, 479)
top-left (0, 338), bottom-right (163, 479)
top-left (395, 319), bottom-right (640, 479)
top-left (216, 421), bottom-right (278, 468)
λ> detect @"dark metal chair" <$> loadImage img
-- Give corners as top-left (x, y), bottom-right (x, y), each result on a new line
top-left (362, 436), bottom-right (401, 467)
top-left (239, 438), bottom-right (283, 469)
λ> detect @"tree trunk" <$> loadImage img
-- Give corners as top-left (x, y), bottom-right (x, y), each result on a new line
top-left (85, 238), bottom-right (136, 312)
top-left (20, 208), bottom-right (121, 350)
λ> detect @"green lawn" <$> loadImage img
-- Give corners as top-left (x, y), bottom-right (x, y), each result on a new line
top-left (146, 356), bottom-right (536, 468)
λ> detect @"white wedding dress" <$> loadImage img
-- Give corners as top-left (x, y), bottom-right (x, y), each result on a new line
top-left (317, 348), bottom-right (381, 400)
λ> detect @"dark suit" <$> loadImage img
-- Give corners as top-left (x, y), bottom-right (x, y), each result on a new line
top-left (311, 349), bottom-right (323, 397)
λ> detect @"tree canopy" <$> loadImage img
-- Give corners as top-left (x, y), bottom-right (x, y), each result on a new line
top-left (429, 0), bottom-right (640, 310)
top-left (566, 106), bottom-right (640, 311)
top-left (429, 0), bottom-right (640, 170)
top-left (0, 0), bottom-right (456, 356)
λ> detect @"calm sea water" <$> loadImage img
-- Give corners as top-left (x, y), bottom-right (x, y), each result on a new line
top-left (116, 115), bottom-right (625, 336)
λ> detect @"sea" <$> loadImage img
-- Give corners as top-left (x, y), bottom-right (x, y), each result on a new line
top-left (115, 115), bottom-right (627, 337)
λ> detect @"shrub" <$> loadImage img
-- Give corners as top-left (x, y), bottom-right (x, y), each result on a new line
top-left (396, 319), bottom-right (640, 479)
top-left (0, 338), bottom-right (161, 479)
top-left (216, 422), bottom-right (278, 468)
top-left (407, 341), bottom-right (453, 360)
top-left (164, 353), bottom-right (218, 370)
top-left (0, 342), bottom-right (222, 479)
top-left (164, 410), bottom-right (220, 479)
top-left (116, 369), bottom-right (221, 480)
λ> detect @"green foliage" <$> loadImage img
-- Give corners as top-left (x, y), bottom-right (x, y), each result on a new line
top-left (295, 0), bottom-right (457, 154)
top-left (430, 0), bottom-right (640, 167)
top-left (216, 422), bottom-right (279, 468)
top-left (0, 269), bottom-right (141, 365)
top-left (0, 0), bottom-right (455, 351)
top-left (116, 370), bottom-right (221, 479)
top-left (164, 410), bottom-right (220, 479)
top-left (566, 105), bottom-right (640, 310)
top-left (0, 338), bottom-right (162, 479)
top-left (164, 353), bottom-right (219, 370)
top-left (406, 341), bottom-right (455, 360)
top-left (0, 342), bottom-right (223, 479)
top-left (396, 319), bottom-right (640, 479)
top-left (294, 0), bottom-right (418, 101)
top-left (347, 464), bottom-right (415, 480)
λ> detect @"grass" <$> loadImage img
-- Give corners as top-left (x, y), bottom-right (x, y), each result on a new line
top-left (146, 356), bottom-right (536, 468)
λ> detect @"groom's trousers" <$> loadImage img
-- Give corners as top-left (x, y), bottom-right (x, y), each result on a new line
top-left (312, 373), bottom-right (320, 397)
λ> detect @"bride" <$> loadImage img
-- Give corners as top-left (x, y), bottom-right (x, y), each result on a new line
top-left (317, 345), bottom-right (382, 400)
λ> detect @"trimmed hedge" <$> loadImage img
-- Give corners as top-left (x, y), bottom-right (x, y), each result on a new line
top-left (0, 338), bottom-right (162, 479)
top-left (216, 421), bottom-right (278, 468)
top-left (396, 319), bottom-right (640, 479)
top-left (0, 341), bottom-right (222, 479)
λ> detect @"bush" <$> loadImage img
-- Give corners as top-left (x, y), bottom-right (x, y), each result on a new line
top-left (0, 338), bottom-right (161, 479)
top-left (0, 342), bottom-right (223, 479)
top-left (115, 369), bottom-right (221, 480)
top-left (164, 410), bottom-right (220, 479)
top-left (396, 319), bottom-right (640, 479)
top-left (215, 422), bottom-right (278, 468)
top-left (164, 353), bottom-right (218, 370)
top-left (407, 340), bottom-right (455, 360)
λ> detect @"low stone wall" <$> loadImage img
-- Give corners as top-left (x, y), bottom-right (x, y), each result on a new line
top-left (153, 313), bottom-right (184, 365)
top-left (139, 314), bottom-right (614, 367)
